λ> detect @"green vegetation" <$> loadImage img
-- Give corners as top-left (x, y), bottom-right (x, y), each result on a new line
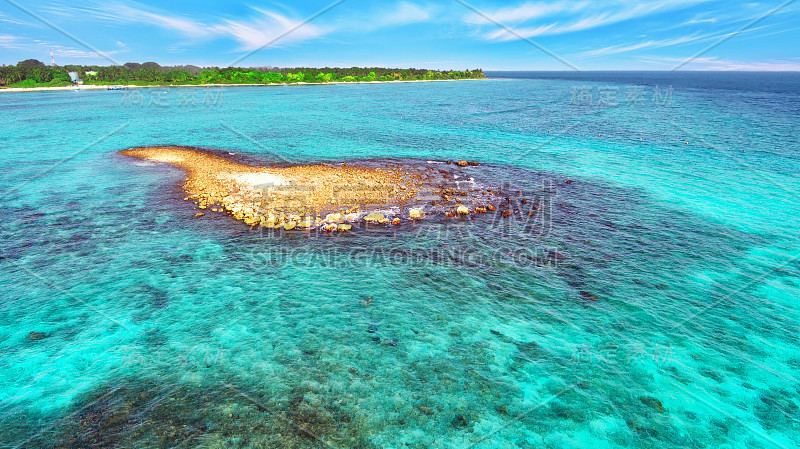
top-left (0, 60), bottom-right (485, 88)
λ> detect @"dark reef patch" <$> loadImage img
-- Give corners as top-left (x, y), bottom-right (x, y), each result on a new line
top-left (15, 376), bottom-right (373, 449)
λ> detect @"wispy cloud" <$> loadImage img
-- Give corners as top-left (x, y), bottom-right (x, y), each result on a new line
top-left (325, 1), bottom-right (435, 35)
top-left (38, 0), bottom-right (438, 54)
top-left (579, 35), bottom-right (701, 57)
top-left (212, 8), bottom-right (326, 51)
top-left (0, 11), bottom-right (26, 25)
top-left (577, 24), bottom-right (769, 58)
top-left (641, 55), bottom-right (800, 70)
top-left (43, 2), bottom-right (212, 39)
top-left (379, 1), bottom-right (433, 26)
top-left (683, 17), bottom-right (717, 25)
top-left (0, 33), bottom-right (118, 59)
top-left (41, 1), bottom-right (334, 52)
top-left (468, 0), bottom-right (711, 40)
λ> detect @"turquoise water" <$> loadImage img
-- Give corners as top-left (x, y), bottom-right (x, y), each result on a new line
top-left (1, 72), bottom-right (799, 448)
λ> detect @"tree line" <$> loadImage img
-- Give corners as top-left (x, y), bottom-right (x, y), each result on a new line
top-left (0, 59), bottom-right (485, 88)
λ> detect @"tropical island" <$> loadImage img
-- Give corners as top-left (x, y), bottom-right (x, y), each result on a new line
top-left (0, 59), bottom-right (485, 89)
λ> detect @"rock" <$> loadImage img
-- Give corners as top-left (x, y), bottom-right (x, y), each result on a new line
top-left (323, 224), bottom-right (337, 232)
top-left (409, 209), bottom-right (424, 220)
top-left (194, 213), bottom-right (205, 218)
top-left (283, 221), bottom-right (296, 231)
top-left (639, 396), bottom-right (665, 413)
top-left (27, 331), bottom-right (47, 341)
top-left (475, 206), bottom-right (487, 213)
top-left (417, 404), bottom-right (434, 416)
top-left (456, 205), bottom-right (469, 215)
top-left (367, 325), bottom-right (378, 333)
top-left (502, 210), bottom-right (513, 217)
top-left (325, 212), bottom-right (342, 222)
top-left (565, 180), bottom-right (575, 184)
top-left (391, 218), bottom-right (401, 225)
top-left (487, 204), bottom-right (496, 211)
top-left (456, 160), bottom-right (469, 167)
top-left (297, 219), bottom-right (315, 228)
top-left (445, 211), bottom-right (455, 218)
top-left (338, 224), bottom-right (352, 231)
top-left (364, 212), bottom-right (385, 223)
top-left (378, 218), bottom-right (390, 224)
top-left (468, 161), bottom-right (480, 166)
top-left (452, 414), bottom-right (469, 428)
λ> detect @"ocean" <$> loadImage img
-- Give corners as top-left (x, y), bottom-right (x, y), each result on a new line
top-left (1, 71), bottom-right (798, 448)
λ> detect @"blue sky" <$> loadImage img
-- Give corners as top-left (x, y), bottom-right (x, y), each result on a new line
top-left (1, 0), bottom-right (799, 70)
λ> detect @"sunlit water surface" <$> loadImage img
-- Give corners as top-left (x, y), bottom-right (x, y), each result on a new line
top-left (1, 72), bottom-right (799, 448)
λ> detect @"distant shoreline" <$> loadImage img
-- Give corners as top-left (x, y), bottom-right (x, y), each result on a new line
top-left (0, 78), bottom-right (485, 93)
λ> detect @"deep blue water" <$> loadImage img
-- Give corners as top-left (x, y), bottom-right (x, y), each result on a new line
top-left (1, 72), bottom-right (799, 448)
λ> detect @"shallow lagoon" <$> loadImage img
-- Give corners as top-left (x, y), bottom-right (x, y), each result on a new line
top-left (1, 73), bottom-right (799, 448)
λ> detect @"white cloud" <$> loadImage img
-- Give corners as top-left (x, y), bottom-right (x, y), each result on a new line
top-left (641, 56), bottom-right (800, 71)
top-left (42, 1), bottom-right (330, 52)
top-left (113, 3), bottom-right (211, 38)
top-left (327, 2), bottom-right (435, 34)
top-left (0, 34), bottom-right (18, 46)
top-left (213, 9), bottom-right (326, 51)
top-left (579, 35), bottom-right (700, 57)
top-left (0, 12), bottom-right (26, 25)
top-left (577, 25), bottom-right (769, 58)
top-left (42, 2), bottom-right (211, 38)
top-left (465, 1), bottom-right (589, 25)
top-left (468, 0), bottom-right (712, 40)
top-left (381, 2), bottom-right (432, 26)
top-left (683, 17), bottom-right (717, 24)
top-left (0, 33), bottom-right (117, 59)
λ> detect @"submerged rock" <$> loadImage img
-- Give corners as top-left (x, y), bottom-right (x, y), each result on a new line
top-left (451, 414), bottom-right (470, 428)
top-left (456, 205), bottom-right (469, 215)
top-left (27, 331), bottom-right (47, 341)
top-left (639, 396), bottom-right (666, 413)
